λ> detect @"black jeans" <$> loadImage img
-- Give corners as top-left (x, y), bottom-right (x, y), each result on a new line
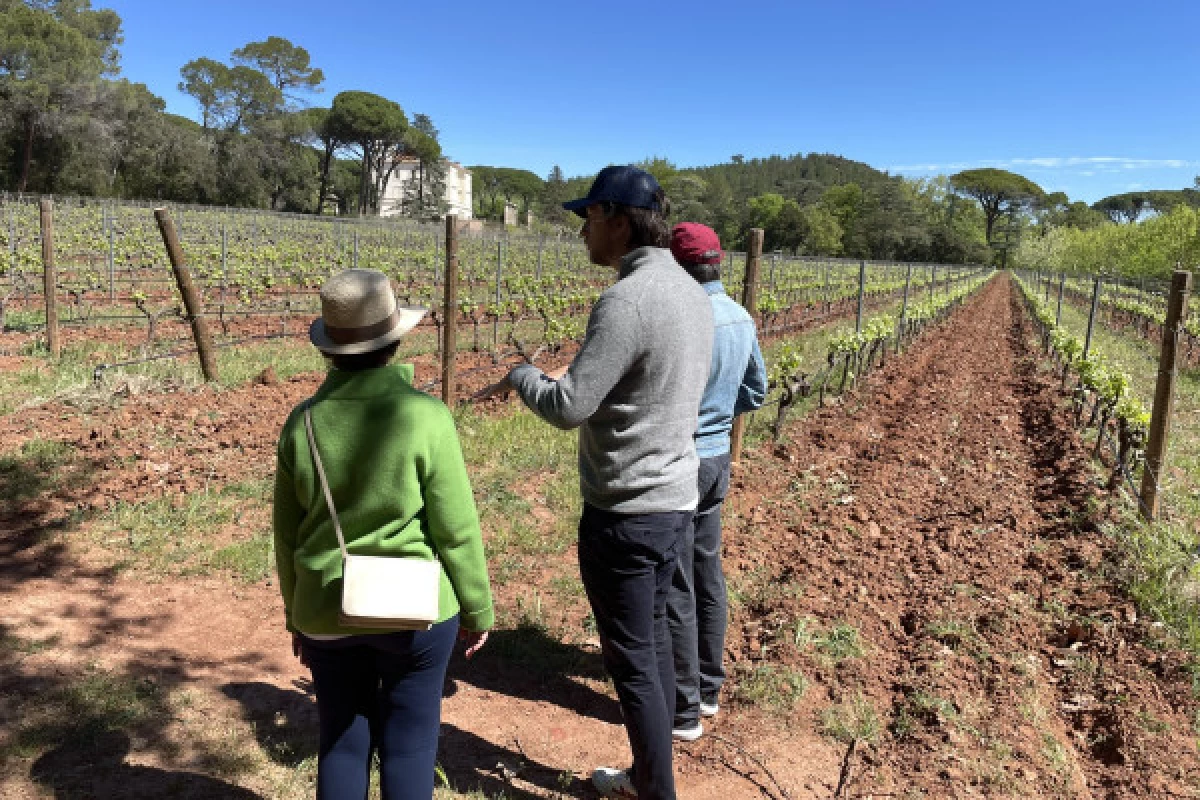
top-left (667, 453), bottom-right (732, 728)
top-left (299, 616), bottom-right (459, 800)
top-left (578, 504), bottom-right (690, 800)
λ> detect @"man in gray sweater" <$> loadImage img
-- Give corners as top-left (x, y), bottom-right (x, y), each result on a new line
top-left (477, 165), bottom-right (713, 799)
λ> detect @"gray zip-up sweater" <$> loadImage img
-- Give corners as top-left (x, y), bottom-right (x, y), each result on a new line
top-left (509, 246), bottom-right (714, 513)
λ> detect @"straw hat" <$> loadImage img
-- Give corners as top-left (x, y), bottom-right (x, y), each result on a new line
top-left (309, 269), bottom-right (426, 355)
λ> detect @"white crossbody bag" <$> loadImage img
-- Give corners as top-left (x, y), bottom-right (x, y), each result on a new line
top-left (305, 406), bottom-right (440, 631)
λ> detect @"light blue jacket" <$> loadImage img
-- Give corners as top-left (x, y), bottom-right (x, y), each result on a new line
top-left (696, 281), bottom-right (768, 458)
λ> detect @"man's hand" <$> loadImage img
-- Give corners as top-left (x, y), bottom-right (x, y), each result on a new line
top-left (544, 364), bottom-right (569, 381)
top-left (472, 373), bottom-right (512, 402)
top-left (458, 629), bottom-right (489, 659)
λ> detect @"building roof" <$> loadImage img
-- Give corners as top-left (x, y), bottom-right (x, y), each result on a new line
top-left (387, 155), bottom-right (469, 175)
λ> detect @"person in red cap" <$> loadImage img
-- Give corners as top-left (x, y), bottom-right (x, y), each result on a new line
top-left (666, 223), bottom-right (767, 741)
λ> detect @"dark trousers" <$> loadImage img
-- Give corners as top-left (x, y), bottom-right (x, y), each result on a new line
top-left (667, 454), bottom-right (732, 728)
top-left (578, 504), bottom-right (690, 800)
top-left (300, 616), bottom-right (459, 800)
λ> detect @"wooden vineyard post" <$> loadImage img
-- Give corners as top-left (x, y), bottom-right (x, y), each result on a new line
top-left (433, 230), bottom-right (440, 283)
top-left (154, 208), bottom-right (218, 382)
top-left (493, 238), bottom-right (502, 351)
top-left (730, 228), bottom-right (764, 465)
top-left (107, 217), bottom-right (116, 302)
top-left (896, 263), bottom-right (913, 354)
top-left (441, 215), bottom-right (459, 407)
top-left (1139, 268), bottom-right (1193, 520)
top-left (1056, 274), bottom-right (1065, 326)
top-left (219, 223), bottom-right (228, 309)
top-left (8, 205), bottom-right (17, 277)
top-left (1083, 277), bottom-right (1102, 360)
top-left (39, 199), bottom-right (60, 358)
top-left (824, 260), bottom-right (832, 312)
top-left (855, 259), bottom-right (867, 333)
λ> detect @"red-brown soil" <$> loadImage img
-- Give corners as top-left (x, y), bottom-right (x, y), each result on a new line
top-left (0, 337), bottom-right (581, 510)
top-left (1, 274), bottom-right (1197, 798)
top-left (715, 275), bottom-right (1200, 797)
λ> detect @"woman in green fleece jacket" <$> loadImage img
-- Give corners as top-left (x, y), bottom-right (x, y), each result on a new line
top-left (273, 268), bottom-right (493, 800)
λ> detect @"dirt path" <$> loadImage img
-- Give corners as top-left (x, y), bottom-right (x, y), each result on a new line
top-left (721, 274), bottom-right (1200, 797)
top-left (2, 274), bottom-right (1198, 798)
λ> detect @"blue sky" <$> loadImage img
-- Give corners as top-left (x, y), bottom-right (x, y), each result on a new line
top-left (105, 0), bottom-right (1199, 204)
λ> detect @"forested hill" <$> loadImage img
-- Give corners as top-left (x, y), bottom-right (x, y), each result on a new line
top-left (467, 152), bottom-right (991, 264)
top-left (646, 151), bottom-right (994, 264)
top-left (686, 152), bottom-right (898, 206)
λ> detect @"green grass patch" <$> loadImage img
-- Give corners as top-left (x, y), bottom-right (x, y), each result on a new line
top-left (0, 438), bottom-right (81, 504)
top-left (0, 629), bottom-right (62, 656)
top-left (784, 617), bottom-right (867, 666)
top-left (732, 663), bottom-right (809, 713)
top-left (926, 617), bottom-right (978, 648)
top-left (1040, 731), bottom-right (1071, 777)
top-left (1, 327), bottom-right (318, 414)
top-left (727, 566), bottom-right (804, 614)
top-left (213, 337), bottom-right (324, 386)
top-left (892, 690), bottom-right (959, 737)
top-left (821, 692), bottom-right (881, 743)
top-left (3, 307), bottom-right (46, 330)
top-left (97, 479), bottom-right (271, 580)
top-left (455, 406), bottom-right (579, 580)
top-left (6, 665), bottom-right (168, 761)
top-left (814, 622), bottom-right (866, 663)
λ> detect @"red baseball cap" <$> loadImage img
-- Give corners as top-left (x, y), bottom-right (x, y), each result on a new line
top-left (670, 223), bottom-right (723, 266)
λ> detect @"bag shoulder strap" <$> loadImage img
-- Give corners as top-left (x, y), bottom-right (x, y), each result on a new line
top-left (304, 405), bottom-right (348, 561)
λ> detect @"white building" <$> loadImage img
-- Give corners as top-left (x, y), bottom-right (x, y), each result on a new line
top-left (379, 158), bottom-right (472, 219)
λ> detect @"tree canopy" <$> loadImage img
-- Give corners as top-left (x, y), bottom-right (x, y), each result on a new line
top-left (949, 168), bottom-right (1045, 246)
top-left (231, 36), bottom-right (323, 101)
top-left (470, 166), bottom-right (544, 218)
top-left (326, 91), bottom-right (407, 215)
top-left (1092, 192), bottom-right (1149, 224)
top-left (0, 7), bottom-right (446, 215)
top-left (0, 0), bottom-right (122, 191)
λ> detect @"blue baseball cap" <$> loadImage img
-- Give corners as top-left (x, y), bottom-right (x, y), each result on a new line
top-left (562, 165), bottom-right (663, 218)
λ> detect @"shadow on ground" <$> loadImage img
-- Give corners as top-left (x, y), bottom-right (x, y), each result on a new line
top-left (447, 621), bottom-right (621, 726)
top-left (30, 729), bottom-right (262, 799)
top-left (0, 438), bottom-right (103, 589)
top-left (0, 620), bottom-right (271, 798)
top-left (220, 682), bottom-right (597, 799)
top-left (0, 440), bottom-right (280, 796)
top-left (438, 723), bottom-right (592, 799)
top-left (222, 680), bottom-right (318, 770)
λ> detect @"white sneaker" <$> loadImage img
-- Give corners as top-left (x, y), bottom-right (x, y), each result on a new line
top-left (699, 700), bottom-right (719, 718)
top-left (672, 722), bottom-right (704, 741)
top-left (592, 766), bottom-right (637, 798)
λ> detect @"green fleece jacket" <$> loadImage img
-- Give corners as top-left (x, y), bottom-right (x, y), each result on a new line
top-left (273, 363), bottom-right (494, 634)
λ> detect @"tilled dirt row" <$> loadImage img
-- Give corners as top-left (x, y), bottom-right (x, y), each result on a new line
top-left (0, 343), bottom-right (582, 519)
top-left (718, 274), bottom-right (1199, 798)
